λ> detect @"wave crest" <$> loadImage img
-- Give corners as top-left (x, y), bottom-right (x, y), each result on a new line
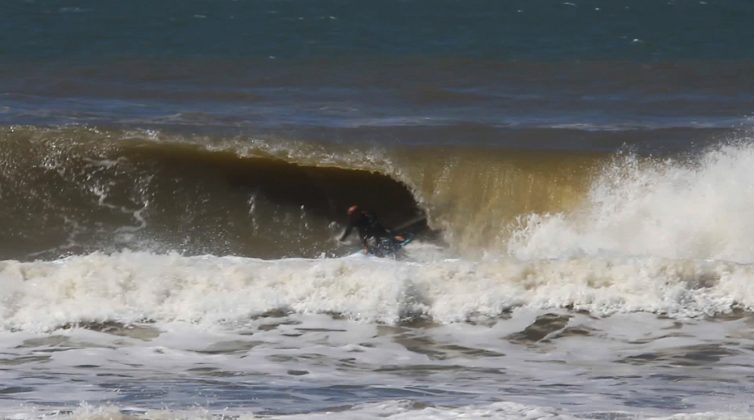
top-left (2, 251), bottom-right (752, 332)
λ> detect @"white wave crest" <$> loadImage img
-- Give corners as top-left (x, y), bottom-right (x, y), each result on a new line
top-left (509, 143), bottom-right (754, 263)
top-left (2, 251), bottom-right (754, 332)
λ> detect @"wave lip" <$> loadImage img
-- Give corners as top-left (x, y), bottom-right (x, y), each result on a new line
top-left (509, 143), bottom-right (754, 264)
top-left (1, 251), bottom-right (753, 332)
top-left (4, 126), bottom-right (754, 260)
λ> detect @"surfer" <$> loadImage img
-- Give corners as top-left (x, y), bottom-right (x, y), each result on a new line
top-left (339, 205), bottom-right (406, 255)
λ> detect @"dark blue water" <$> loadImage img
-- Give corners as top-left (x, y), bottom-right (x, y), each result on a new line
top-left (3, 0), bottom-right (754, 61)
top-left (2, 0), bottom-right (754, 150)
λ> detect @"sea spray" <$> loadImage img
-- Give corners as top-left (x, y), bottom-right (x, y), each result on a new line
top-left (508, 142), bottom-right (754, 263)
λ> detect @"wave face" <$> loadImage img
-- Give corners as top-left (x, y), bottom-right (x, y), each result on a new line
top-left (0, 125), bottom-right (602, 259)
top-left (0, 126), bottom-right (427, 259)
top-left (4, 125), bottom-right (754, 264)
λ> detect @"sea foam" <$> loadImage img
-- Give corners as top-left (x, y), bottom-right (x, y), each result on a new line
top-left (2, 249), bottom-right (753, 332)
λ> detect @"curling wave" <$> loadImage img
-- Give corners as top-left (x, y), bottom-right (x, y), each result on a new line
top-left (4, 125), bottom-right (754, 263)
top-left (0, 125), bottom-right (600, 259)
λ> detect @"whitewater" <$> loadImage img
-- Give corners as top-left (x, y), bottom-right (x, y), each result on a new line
top-left (4, 1), bottom-right (754, 417)
top-left (2, 249), bottom-right (754, 332)
top-left (3, 141), bottom-right (754, 418)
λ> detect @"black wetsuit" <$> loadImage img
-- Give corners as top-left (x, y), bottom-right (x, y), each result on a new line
top-left (339, 210), bottom-right (392, 248)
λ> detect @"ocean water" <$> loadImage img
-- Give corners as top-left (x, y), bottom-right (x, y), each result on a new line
top-left (2, 1), bottom-right (754, 418)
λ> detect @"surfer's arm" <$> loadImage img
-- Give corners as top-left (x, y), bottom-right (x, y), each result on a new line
top-left (339, 223), bottom-right (354, 241)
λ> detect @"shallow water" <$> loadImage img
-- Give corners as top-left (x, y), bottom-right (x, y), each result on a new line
top-left (1, 252), bottom-right (754, 418)
top-left (2, 308), bottom-right (754, 418)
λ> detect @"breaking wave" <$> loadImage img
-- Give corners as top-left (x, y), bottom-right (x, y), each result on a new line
top-left (2, 250), bottom-right (753, 332)
top-left (0, 125), bottom-right (600, 259)
top-left (509, 142), bottom-right (754, 264)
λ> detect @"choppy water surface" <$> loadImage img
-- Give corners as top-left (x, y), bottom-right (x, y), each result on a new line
top-left (3, 0), bottom-right (754, 418)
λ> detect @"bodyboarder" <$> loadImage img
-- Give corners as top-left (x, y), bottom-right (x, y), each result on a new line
top-left (339, 205), bottom-right (406, 255)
